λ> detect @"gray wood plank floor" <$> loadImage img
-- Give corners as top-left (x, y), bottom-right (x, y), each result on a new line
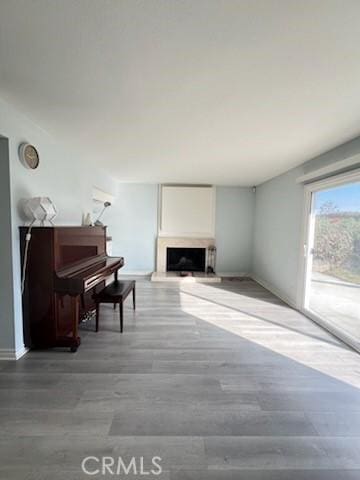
top-left (1, 278), bottom-right (360, 479)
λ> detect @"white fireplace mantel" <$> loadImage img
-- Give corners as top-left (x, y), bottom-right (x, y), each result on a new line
top-left (156, 237), bottom-right (215, 273)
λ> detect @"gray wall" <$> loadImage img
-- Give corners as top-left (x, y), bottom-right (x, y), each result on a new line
top-left (0, 137), bottom-right (16, 352)
top-left (107, 185), bottom-right (255, 275)
top-left (252, 166), bottom-right (304, 305)
top-left (106, 184), bottom-right (159, 273)
top-left (0, 87), bottom-right (256, 357)
top-left (0, 98), bottom-right (118, 355)
top-left (7, 91), bottom-right (360, 354)
top-left (303, 136), bottom-right (360, 174)
top-left (252, 136), bottom-right (360, 306)
top-left (215, 187), bottom-right (254, 274)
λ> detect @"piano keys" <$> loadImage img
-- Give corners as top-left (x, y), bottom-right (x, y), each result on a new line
top-left (20, 226), bottom-right (124, 351)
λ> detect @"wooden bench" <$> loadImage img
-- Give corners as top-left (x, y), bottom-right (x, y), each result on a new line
top-left (93, 280), bottom-right (136, 333)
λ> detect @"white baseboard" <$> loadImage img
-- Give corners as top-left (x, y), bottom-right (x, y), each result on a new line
top-left (120, 271), bottom-right (250, 278)
top-left (242, 274), bottom-right (360, 353)
top-left (250, 274), bottom-right (297, 309)
top-left (119, 271), bottom-right (153, 276)
top-left (124, 271), bottom-right (250, 278)
top-left (0, 349), bottom-right (16, 361)
top-left (151, 272), bottom-right (221, 283)
top-left (298, 307), bottom-right (360, 354)
top-left (119, 270), bottom-right (251, 277)
top-left (15, 345), bottom-right (29, 360)
top-left (218, 272), bottom-right (250, 277)
top-left (0, 345), bottom-right (28, 361)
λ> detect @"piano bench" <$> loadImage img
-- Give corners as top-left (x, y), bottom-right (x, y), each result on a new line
top-left (93, 280), bottom-right (136, 333)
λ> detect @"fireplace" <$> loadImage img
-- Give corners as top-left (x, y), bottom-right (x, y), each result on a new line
top-left (166, 247), bottom-right (206, 272)
top-left (152, 237), bottom-right (220, 282)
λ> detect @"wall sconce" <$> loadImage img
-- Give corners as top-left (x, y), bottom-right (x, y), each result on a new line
top-left (94, 201), bottom-right (111, 226)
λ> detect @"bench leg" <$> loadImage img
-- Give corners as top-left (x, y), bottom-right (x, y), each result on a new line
top-left (119, 301), bottom-right (123, 333)
top-left (133, 285), bottom-right (136, 310)
top-left (95, 303), bottom-right (100, 332)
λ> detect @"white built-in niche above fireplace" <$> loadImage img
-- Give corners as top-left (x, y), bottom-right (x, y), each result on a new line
top-left (159, 185), bottom-right (215, 238)
top-left (152, 185), bottom-right (219, 281)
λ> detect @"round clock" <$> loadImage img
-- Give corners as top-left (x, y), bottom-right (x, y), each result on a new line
top-left (19, 143), bottom-right (40, 169)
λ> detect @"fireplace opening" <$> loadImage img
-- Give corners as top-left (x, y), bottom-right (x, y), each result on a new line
top-left (166, 247), bottom-right (206, 272)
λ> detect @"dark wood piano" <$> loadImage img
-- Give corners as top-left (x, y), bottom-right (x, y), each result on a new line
top-left (20, 226), bottom-right (124, 352)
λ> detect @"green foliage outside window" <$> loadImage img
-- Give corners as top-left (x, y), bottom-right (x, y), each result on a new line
top-left (313, 202), bottom-right (360, 283)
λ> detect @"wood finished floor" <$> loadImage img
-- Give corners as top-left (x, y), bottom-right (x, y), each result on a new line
top-left (1, 278), bottom-right (360, 479)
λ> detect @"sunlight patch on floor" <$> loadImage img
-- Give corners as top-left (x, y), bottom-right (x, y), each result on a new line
top-left (179, 283), bottom-right (360, 389)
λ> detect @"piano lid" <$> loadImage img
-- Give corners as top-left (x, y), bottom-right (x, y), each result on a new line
top-left (55, 255), bottom-right (124, 295)
top-left (56, 255), bottom-right (122, 279)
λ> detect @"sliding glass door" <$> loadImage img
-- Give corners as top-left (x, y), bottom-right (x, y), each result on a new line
top-left (302, 171), bottom-right (360, 348)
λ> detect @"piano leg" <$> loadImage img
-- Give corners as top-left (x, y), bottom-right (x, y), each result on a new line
top-left (70, 295), bottom-right (81, 352)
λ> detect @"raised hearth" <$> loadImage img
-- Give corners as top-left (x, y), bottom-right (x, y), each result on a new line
top-left (151, 271), bottom-right (221, 283)
top-left (152, 236), bottom-right (221, 282)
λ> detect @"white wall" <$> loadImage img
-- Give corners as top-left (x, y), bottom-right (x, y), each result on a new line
top-left (215, 187), bottom-right (254, 274)
top-left (106, 184), bottom-right (158, 273)
top-left (252, 136), bottom-right (360, 306)
top-left (0, 98), bottom-right (118, 357)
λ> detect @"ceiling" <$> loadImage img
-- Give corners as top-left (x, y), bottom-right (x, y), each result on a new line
top-left (1, 0), bottom-right (360, 186)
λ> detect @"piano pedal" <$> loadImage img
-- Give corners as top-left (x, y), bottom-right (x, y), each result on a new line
top-left (80, 310), bottom-right (96, 324)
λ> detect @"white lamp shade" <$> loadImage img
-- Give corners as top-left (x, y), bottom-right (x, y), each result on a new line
top-left (23, 197), bottom-right (57, 223)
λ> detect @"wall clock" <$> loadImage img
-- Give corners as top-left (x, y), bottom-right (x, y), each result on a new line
top-left (19, 143), bottom-right (40, 169)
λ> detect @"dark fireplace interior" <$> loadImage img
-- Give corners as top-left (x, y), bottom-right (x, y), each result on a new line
top-left (166, 247), bottom-right (206, 272)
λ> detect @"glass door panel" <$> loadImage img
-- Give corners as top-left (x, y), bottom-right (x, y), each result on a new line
top-left (305, 180), bottom-right (360, 343)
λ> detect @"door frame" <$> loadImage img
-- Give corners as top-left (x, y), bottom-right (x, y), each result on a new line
top-left (297, 168), bottom-right (360, 352)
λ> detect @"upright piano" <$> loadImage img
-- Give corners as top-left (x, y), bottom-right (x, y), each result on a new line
top-left (20, 226), bottom-right (124, 351)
